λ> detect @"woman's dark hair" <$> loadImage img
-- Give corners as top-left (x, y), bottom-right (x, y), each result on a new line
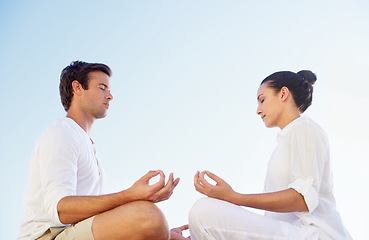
top-left (260, 70), bottom-right (317, 113)
top-left (59, 60), bottom-right (112, 111)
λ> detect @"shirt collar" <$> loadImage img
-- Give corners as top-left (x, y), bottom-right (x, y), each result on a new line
top-left (276, 115), bottom-right (305, 142)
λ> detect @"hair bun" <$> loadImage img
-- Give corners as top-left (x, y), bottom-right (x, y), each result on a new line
top-left (297, 70), bottom-right (317, 86)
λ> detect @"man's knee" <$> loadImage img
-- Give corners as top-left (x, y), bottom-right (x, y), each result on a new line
top-left (93, 201), bottom-right (169, 240)
top-left (125, 201), bottom-right (169, 240)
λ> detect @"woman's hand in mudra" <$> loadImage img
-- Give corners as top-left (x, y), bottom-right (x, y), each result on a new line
top-left (194, 171), bottom-right (238, 204)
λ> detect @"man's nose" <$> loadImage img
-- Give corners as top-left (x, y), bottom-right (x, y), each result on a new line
top-left (107, 92), bottom-right (113, 101)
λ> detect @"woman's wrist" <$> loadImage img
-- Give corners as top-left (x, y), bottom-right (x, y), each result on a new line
top-left (227, 191), bottom-right (243, 205)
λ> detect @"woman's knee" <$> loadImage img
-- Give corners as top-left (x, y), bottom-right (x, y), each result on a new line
top-left (189, 198), bottom-right (222, 224)
top-left (189, 198), bottom-right (229, 238)
top-left (189, 197), bottom-right (243, 226)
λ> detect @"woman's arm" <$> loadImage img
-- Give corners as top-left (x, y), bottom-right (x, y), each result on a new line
top-left (194, 171), bottom-right (308, 213)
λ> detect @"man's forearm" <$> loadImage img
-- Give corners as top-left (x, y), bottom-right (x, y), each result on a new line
top-left (57, 190), bottom-right (136, 224)
top-left (57, 170), bottom-right (179, 224)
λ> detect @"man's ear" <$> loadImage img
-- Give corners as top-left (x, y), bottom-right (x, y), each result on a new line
top-left (71, 80), bottom-right (83, 96)
top-left (280, 86), bottom-right (290, 102)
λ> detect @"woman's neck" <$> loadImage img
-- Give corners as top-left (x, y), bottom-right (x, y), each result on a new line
top-left (278, 108), bottom-right (301, 129)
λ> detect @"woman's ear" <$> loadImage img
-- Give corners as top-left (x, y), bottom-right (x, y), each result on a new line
top-left (71, 80), bottom-right (83, 96)
top-left (280, 86), bottom-right (290, 102)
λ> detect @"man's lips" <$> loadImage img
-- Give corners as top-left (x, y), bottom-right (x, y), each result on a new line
top-left (103, 103), bottom-right (109, 108)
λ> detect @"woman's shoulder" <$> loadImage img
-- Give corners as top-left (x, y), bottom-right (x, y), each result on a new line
top-left (295, 115), bottom-right (320, 127)
top-left (292, 115), bottom-right (328, 138)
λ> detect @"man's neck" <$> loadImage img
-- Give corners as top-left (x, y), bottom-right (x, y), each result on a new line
top-left (66, 111), bottom-right (94, 135)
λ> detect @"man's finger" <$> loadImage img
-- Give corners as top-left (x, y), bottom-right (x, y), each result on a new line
top-left (159, 170), bottom-right (166, 184)
top-left (166, 173), bottom-right (174, 187)
top-left (150, 170), bottom-right (166, 190)
top-left (173, 177), bottom-right (180, 189)
top-left (141, 170), bottom-right (160, 182)
top-left (151, 174), bottom-right (175, 201)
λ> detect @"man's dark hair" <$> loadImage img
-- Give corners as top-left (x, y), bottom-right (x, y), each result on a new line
top-left (59, 61), bottom-right (112, 111)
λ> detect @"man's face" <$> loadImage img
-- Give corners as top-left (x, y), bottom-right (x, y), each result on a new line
top-left (80, 71), bottom-right (113, 120)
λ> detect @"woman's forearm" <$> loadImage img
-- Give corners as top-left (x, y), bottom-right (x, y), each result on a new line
top-left (229, 188), bottom-right (308, 212)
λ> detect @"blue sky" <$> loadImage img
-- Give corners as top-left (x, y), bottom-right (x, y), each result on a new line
top-left (1, 1), bottom-right (368, 239)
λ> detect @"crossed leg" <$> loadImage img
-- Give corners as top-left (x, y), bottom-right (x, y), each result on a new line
top-left (92, 200), bottom-right (169, 240)
top-left (188, 198), bottom-right (319, 240)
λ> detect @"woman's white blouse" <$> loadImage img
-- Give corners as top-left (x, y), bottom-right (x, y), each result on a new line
top-left (264, 116), bottom-right (352, 239)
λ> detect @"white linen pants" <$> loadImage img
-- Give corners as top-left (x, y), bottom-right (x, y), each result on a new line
top-left (188, 197), bottom-right (319, 240)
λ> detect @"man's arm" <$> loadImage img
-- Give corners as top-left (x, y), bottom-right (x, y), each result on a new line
top-left (57, 170), bottom-right (179, 224)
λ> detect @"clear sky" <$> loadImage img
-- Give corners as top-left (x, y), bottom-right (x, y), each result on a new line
top-left (1, 0), bottom-right (368, 239)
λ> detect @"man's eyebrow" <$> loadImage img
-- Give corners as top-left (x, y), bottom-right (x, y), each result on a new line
top-left (257, 94), bottom-right (263, 101)
top-left (99, 83), bottom-right (110, 89)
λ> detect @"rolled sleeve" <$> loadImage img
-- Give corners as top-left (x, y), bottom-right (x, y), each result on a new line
top-left (38, 127), bottom-right (79, 225)
top-left (44, 191), bottom-right (70, 225)
top-left (288, 120), bottom-right (328, 213)
top-left (288, 177), bottom-right (318, 212)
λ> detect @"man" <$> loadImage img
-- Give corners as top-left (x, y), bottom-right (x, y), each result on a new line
top-left (18, 61), bottom-right (189, 240)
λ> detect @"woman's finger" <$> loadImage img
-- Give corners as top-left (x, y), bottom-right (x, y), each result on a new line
top-left (194, 171), bottom-right (205, 193)
top-left (205, 171), bottom-right (223, 183)
top-left (180, 224), bottom-right (189, 231)
top-left (198, 171), bottom-right (214, 188)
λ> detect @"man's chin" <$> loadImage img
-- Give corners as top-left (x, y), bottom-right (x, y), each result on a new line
top-left (95, 112), bottom-right (108, 119)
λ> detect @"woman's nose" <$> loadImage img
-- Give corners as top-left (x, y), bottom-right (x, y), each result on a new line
top-left (256, 105), bottom-right (262, 115)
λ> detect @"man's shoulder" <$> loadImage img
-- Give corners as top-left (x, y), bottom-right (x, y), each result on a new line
top-left (38, 118), bottom-right (83, 143)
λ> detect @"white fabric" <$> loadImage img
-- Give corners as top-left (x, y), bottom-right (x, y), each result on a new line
top-left (189, 197), bottom-right (320, 240)
top-left (265, 116), bottom-right (351, 239)
top-left (189, 116), bottom-right (352, 240)
top-left (18, 118), bottom-right (105, 240)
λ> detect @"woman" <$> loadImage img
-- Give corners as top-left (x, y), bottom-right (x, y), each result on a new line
top-left (189, 71), bottom-right (352, 239)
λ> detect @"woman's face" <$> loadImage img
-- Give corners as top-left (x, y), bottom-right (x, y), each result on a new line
top-left (256, 83), bottom-right (284, 128)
